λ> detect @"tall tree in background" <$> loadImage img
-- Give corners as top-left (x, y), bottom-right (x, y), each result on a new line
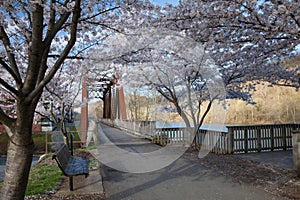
top-left (35, 61), bottom-right (82, 137)
top-left (158, 0), bottom-right (299, 92)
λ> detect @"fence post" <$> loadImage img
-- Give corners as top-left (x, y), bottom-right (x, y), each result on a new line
top-left (159, 131), bottom-right (162, 146)
top-left (292, 130), bottom-right (300, 175)
top-left (270, 127), bottom-right (274, 151)
top-left (45, 131), bottom-right (48, 154)
top-left (229, 128), bottom-right (234, 154)
top-left (282, 125), bottom-right (287, 151)
top-left (244, 129), bottom-right (248, 153)
top-left (257, 128), bottom-right (262, 152)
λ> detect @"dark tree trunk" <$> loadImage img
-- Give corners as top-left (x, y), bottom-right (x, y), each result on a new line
top-left (0, 101), bottom-right (36, 200)
top-left (1, 138), bottom-right (34, 199)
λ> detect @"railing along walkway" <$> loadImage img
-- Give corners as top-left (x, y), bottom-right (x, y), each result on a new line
top-left (100, 119), bottom-right (300, 154)
top-left (155, 124), bottom-right (300, 154)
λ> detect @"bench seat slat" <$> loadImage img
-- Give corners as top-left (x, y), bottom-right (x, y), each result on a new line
top-left (66, 157), bottom-right (89, 176)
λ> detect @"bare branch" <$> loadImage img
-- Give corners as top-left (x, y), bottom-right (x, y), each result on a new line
top-left (0, 26), bottom-right (22, 87)
top-left (0, 58), bottom-right (22, 85)
top-left (0, 77), bottom-right (19, 96)
top-left (48, 55), bottom-right (85, 59)
top-left (44, 11), bottom-right (71, 47)
top-left (196, 96), bottom-right (217, 132)
top-left (81, 5), bottom-right (121, 22)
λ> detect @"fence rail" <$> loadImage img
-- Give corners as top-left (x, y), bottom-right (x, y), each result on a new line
top-left (155, 128), bottom-right (186, 146)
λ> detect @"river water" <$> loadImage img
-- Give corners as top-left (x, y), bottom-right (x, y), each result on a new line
top-left (156, 121), bottom-right (228, 132)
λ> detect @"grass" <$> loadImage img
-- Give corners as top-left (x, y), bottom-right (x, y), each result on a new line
top-left (82, 145), bottom-right (98, 150)
top-left (89, 157), bottom-right (99, 170)
top-left (25, 149), bottom-right (97, 196)
top-left (0, 134), bottom-right (9, 155)
top-left (0, 133), bottom-right (48, 155)
top-left (33, 134), bottom-right (49, 147)
top-left (25, 154), bottom-right (62, 196)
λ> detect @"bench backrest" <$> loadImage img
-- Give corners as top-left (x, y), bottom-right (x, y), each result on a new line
top-left (53, 144), bottom-right (72, 175)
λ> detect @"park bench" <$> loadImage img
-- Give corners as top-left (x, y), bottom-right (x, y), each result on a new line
top-left (52, 143), bottom-right (89, 191)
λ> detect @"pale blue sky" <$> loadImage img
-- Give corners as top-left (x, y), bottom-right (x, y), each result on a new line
top-left (150, 0), bottom-right (179, 6)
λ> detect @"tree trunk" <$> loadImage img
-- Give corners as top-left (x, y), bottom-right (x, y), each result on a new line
top-left (0, 138), bottom-right (34, 200)
top-left (1, 101), bottom-right (36, 200)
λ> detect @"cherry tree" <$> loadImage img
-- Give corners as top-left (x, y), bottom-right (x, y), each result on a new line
top-left (158, 0), bottom-right (299, 90)
top-left (36, 60), bottom-right (82, 138)
top-left (0, 0), bottom-right (160, 198)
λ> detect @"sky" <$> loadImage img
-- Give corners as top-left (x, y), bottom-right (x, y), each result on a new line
top-left (150, 0), bottom-right (179, 6)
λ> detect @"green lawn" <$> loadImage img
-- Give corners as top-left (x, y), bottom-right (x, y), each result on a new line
top-left (26, 150), bottom-right (96, 196)
top-left (0, 133), bottom-right (48, 155)
top-left (0, 134), bottom-right (8, 155)
top-left (25, 156), bottom-right (62, 196)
